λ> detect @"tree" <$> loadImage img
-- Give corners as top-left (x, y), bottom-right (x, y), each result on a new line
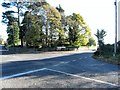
top-left (94, 29), bottom-right (107, 47)
top-left (56, 5), bottom-right (67, 46)
top-left (2, 2), bottom-right (29, 47)
top-left (65, 13), bottom-right (92, 47)
top-left (27, 2), bottom-right (63, 47)
top-left (43, 3), bottom-right (62, 47)
top-left (7, 22), bottom-right (20, 46)
top-left (56, 4), bottom-right (64, 13)
top-left (94, 29), bottom-right (107, 55)
top-left (22, 11), bottom-right (43, 47)
top-left (21, 1), bottom-right (63, 47)
top-left (2, 11), bottom-right (17, 25)
top-left (2, 8), bottom-right (20, 46)
top-left (87, 37), bottom-right (96, 46)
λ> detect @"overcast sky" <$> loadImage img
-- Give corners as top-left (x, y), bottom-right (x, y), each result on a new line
top-left (0, 0), bottom-right (119, 44)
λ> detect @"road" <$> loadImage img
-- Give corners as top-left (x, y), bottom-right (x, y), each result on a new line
top-left (0, 45), bottom-right (9, 55)
top-left (0, 45), bottom-right (7, 51)
top-left (0, 46), bottom-right (120, 88)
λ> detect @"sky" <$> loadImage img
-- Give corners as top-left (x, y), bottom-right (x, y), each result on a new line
top-left (0, 0), bottom-right (119, 44)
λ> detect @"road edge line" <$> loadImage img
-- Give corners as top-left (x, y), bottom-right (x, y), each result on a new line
top-left (45, 68), bottom-right (118, 87)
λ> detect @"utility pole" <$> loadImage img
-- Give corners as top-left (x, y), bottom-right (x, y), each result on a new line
top-left (113, 0), bottom-right (118, 56)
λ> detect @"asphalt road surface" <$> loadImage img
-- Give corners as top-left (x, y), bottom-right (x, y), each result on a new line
top-left (0, 45), bottom-right (7, 52)
top-left (0, 46), bottom-right (120, 88)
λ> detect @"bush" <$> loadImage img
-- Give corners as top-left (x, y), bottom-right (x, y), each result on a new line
top-left (101, 44), bottom-right (114, 56)
top-left (94, 51), bottom-right (100, 56)
top-left (93, 43), bottom-right (120, 65)
top-left (94, 44), bottom-right (114, 56)
top-left (116, 54), bottom-right (120, 60)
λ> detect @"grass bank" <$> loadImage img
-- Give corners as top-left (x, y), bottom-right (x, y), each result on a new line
top-left (93, 54), bottom-right (120, 65)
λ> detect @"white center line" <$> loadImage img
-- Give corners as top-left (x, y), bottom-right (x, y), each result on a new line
top-left (45, 68), bottom-right (118, 87)
top-left (65, 62), bottom-right (69, 64)
top-left (60, 62), bottom-right (65, 64)
top-left (84, 57), bottom-right (87, 59)
top-left (72, 60), bottom-right (76, 62)
top-left (0, 68), bottom-right (46, 80)
top-left (53, 64), bottom-right (60, 66)
top-left (63, 62), bottom-right (69, 64)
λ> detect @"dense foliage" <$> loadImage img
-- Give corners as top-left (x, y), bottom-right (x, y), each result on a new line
top-left (2, 1), bottom-right (96, 48)
top-left (7, 22), bottom-right (20, 46)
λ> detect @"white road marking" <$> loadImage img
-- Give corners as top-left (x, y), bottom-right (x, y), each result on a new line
top-left (53, 64), bottom-right (60, 66)
top-left (65, 62), bottom-right (69, 64)
top-left (1, 67), bottom-right (118, 87)
top-left (62, 62), bottom-right (69, 64)
top-left (45, 68), bottom-right (118, 87)
top-left (0, 68), bottom-right (46, 80)
top-left (72, 60), bottom-right (76, 62)
top-left (84, 57), bottom-right (87, 59)
top-left (60, 62), bottom-right (65, 64)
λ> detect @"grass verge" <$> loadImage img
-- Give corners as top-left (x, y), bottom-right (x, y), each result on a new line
top-left (92, 54), bottom-right (120, 65)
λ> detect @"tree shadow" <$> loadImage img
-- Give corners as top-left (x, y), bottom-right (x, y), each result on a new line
top-left (1, 52), bottom-right (119, 80)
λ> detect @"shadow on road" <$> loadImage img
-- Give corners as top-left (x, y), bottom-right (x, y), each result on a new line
top-left (1, 52), bottom-right (119, 81)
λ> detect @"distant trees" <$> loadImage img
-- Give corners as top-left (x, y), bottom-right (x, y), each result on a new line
top-left (2, 1), bottom-right (96, 48)
top-left (87, 37), bottom-right (96, 47)
top-left (0, 35), bottom-right (4, 44)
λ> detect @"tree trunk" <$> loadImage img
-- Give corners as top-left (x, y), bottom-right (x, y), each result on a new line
top-left (17, 2), bottom-right (23, 47)
top-left (45, 23), bottom-right (48, 47)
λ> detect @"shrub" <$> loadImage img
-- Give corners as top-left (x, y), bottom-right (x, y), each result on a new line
top-left (94, 51), bottom-right (100, 56)
top-left (94, 44), bottom-right (113, 56)
top-left (100, 44), bottom-right (114, 56)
